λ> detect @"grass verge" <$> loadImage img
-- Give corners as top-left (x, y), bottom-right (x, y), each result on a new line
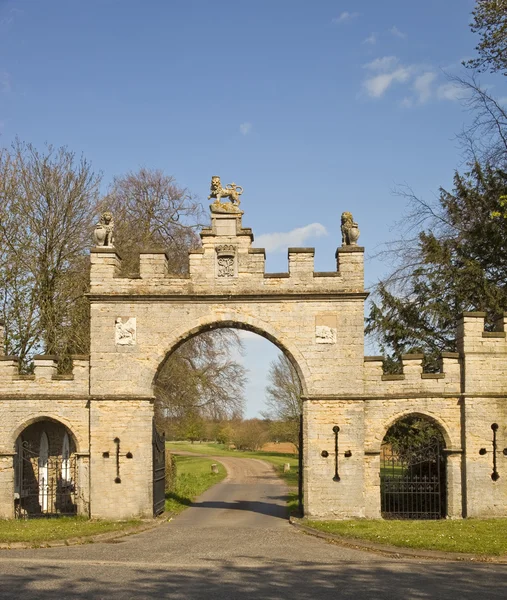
top-left (165, 455), bottom-right (227, 514)
top-left (304, 519), bottom-right (507, 556)
top-left (0, 517), bottom-right (142, 545)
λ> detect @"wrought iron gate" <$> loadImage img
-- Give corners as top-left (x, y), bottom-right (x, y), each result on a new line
top-left (14, 441), bottom-right (77, 518)
top-left (152, 422), bottom-right (166, 516)
top-left (380, 440), bottom-right (446, 519)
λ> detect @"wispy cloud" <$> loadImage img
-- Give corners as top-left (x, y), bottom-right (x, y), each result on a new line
top-left (362, 56), bottom-right (461, 106)
top-left (239, 122), bottom-right (252, 135)
top-left (363, 56), bottom-right (412, 98)
top-left (389, 25), bottom-right (407, 39)
top-left (0, 7), bottom-right (24, 31)
top-left (0, 70), bottom-right (11, 93)
top-left (413, 72), bottom-right (437, 104)
top-left (362, 33), bottom-right (377, 45)
top-left (436, 82), bottom-right (466, 101)
top-left (332, 11), bottom-right (360, 24)
top-left (255, 223), bottom-right (328, 253)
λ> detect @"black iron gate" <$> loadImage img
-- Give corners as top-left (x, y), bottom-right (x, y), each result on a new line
top-left (380, 440), bottom-right (446, 519)
top-left (14, 442), bottom-right (77, 518)
top-left (152, 422), bottom-right (166, 516)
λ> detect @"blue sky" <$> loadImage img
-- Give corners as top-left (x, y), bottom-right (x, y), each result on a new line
top-left (1, 0), bottom-right (505, 417)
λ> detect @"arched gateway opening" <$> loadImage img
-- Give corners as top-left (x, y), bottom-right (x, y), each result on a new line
top-left (13, 419), bottom-right (78, 518)
top-left (380, 414), bottom-right (447, 520)
top-left (152, 323), bottom-right (305, 517)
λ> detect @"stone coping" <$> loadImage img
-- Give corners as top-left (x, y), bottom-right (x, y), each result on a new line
top-left (90, 247), bottom-right (122, 258)
top-left (288, 247), bottom-right (315, 255)
top-left (289, 518), bottom-right (507, 563)
top-left (335, 246), bottom-right (365, 255)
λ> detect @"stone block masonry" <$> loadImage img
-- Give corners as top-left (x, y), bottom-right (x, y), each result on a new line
top-left (0, 202), bottom-right (506, 520)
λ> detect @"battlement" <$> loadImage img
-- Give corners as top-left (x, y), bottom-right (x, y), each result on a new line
top-left (456, 312), bottom-right (507, 394)
top-left (90, 208), bottom-right (365, 297)
top-left (364, 352), bottom-right (462, 395)
top-left (457, 311), bottom-right (507, 353)
top-left (0, 355), bottom-right (89, 395)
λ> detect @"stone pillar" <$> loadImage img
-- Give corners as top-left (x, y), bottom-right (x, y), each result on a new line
top-left (76, 453), bottom-right (90, 517)
top-left (90, 247), bottom-right (122, 282)
top-left (445, 449), bottom-right (463, 518)
top-left (363, 451), bottom-right (381, 518)
top-left (89, 398), bottom-right (154, 519)
top-left (0, 453), bottom-right (14, 519)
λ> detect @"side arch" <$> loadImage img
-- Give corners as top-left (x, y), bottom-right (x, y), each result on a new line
top-left (10, 414), bottom-right (84, 454)
top-left (152, 311), bottom-right (310, 396)
top-left (376, 410), bottom-right (455, 452)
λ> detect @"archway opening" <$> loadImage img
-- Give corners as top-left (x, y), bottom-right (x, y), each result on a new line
top-left (152, 324), bottom-right (304, 518)
top-left (14, 419), bottom-right (78, 518)
top-left (380, 414), bottom-right (447, 520)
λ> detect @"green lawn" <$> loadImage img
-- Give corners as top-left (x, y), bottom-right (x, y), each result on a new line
top-left (167, 441), bottom-right (299, 487)
top-left (165, 454), bottom-right (227, 514)
top-left (304, 518), bottom-right (507, 556)
top-left (0, 517), bottom-right (143, 545)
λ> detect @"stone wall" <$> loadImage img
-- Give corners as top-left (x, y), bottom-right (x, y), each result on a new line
top-left (0, 206), bottom-right (505, 520)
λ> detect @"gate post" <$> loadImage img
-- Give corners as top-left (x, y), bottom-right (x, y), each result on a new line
top-left (445, 449), bottom-right (463, 518)
top-left (0, 453), bottom-right (15, 519)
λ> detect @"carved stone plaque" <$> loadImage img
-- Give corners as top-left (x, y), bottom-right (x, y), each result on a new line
top-left (315, 325), bottom-right (337, 344)
top-left (217, 256), bottom-right (235, 278)
top-left (115, 317), bottom-right (136, 346)
top-left (215, 245), bottom-right (237, 278)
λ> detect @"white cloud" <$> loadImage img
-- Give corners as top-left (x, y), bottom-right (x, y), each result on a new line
top-left (332, 11), bottom-right (360, 24)
top-left (389, 25), bottom-right (407, 39)
top-left (413, 71), bottom-right (437, 104)
top-left (437, 82), bottom-right (466, 101)
top-left (255, 223), bottom-right (328, 253)
top-left (363, 33), bottom-right (377, 45)
top-left (239, 122), bottom-right (252, 135)
top-left (363, 57), bottom-right (413, 98)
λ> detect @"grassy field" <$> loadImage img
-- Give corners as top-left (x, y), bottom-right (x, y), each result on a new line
top-left (305, 518), bottom-right (507, 556)
top-left (167, 441), bottom-right (299, 487)
top-left (0, 517), bottom-right (143, 545)
top-left (165, 454), bottom-right (227, 514)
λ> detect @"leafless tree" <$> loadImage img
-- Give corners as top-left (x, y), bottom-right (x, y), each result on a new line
top-left (98, 168), bottom-right (204, 275)
top-left (261, 354), bottom-right (302, 448)
top-left (155, 329), bottom-right (247, 427)
top-left (0, 141), bottom-right (100, 368)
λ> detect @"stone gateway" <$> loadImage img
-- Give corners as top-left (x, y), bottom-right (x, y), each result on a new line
top-left (0, 190), bottom-right (506, 520)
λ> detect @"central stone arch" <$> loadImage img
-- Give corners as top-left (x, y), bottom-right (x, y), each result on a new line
top-left (152, 314), bottom-right (310, 397)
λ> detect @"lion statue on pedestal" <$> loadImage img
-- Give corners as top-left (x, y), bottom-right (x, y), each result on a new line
top-left (341, 211), bottom-right (360, 246)
top-left (208, 176), bottom-right (243, 206)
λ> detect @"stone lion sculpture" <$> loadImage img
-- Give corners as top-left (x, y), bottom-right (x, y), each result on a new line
top-left (208, 176), bottom-right (243, 206)
top-left (341, 211), bottom-right (360, 246)
top-left (93, 211), bottom-right (115, 247)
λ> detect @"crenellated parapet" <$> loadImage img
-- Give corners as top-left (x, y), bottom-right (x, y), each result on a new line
top-left (0, 355), bottom-right (89, 395)
top-left (90, 207), bottom-right (365, 297)
top-left (457, 311), bottom-right (507, 395)
top-left (363, 352), bottom-right (461, 395)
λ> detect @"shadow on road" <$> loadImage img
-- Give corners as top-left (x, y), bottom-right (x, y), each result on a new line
top-left (189, 499), bottom-right (288, 519)
top-left (0, 557), bottom-right (504, 599)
